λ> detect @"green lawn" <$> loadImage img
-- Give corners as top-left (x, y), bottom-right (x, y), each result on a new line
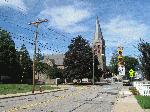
top-left (135, 95), bottom-right (150, 109)
top-left (0, 84), bottom-right (58, 95)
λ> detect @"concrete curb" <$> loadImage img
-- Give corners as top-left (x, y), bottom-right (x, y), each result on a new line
top-left (0, 88), bottom-right (68, 100)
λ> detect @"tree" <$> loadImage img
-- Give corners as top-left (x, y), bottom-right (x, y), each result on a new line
top-left (93, 55), bottom-right (102, 81)
top-left (36, 48), bottom-right (45, 76)
top-left (46, 64), bottom-right (63, 79)
top-left (18, 44), bottom-right (32, 83)
top-left (138, 40), bottom-right (150, 80)
top-left (0, 28), bottom-right (21, 83)
top-left (64, 35), bottom-right (96, 82)
top-left (124, 56), bottom-right (139, 76)
top-left (109, 51), bottom-right (119, 75)
top-left (109, 50), bottom-right (139, 76)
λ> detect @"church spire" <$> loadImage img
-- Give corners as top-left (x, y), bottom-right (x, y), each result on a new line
top-left (92, 16), bottom-right (106, 70)
top-left (93, 16), bottom-right (103, 44)
top-left (96, 16), bottom-right (100, 35)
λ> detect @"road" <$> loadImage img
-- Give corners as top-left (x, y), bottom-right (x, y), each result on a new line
top-left (0, 83), bottom-right (122, 112)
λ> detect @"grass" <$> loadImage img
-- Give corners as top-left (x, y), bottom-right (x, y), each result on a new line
top-left (129, 87), bottom-right (150, 109)
top-left (135, 95), bottom-right (150, 109)
top-left (0, 84), bottom-right (58, 95)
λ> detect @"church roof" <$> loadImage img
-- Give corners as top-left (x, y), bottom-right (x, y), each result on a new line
top-left (44, 54), bottom-right (65, 65)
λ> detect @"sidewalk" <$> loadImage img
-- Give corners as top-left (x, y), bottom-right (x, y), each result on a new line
top-left (0, 85), bottom-right (69, 99)
top-left (112, 87), bottom-right (146, 112)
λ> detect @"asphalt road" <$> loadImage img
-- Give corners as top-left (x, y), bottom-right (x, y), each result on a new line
top-left (0, 83), bottom-right (122, 112)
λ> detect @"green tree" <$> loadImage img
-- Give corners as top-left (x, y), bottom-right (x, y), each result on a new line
top-left (109, 51), bottom-right (139, 76)
top-left (124, 56), bottom-right (139, 76)
top-left (46, 64), bottom-right (63, 79)
top-left (64, 35), bottom-right (96, 82)
top-left (138, 40), bottom-right (150, 80)
top-left (36, 48), bottom-right (45, 75)
top-left (18, 44), bottom-right (32, 83)
top-left (109, 51), bottom-right (118, 75)
top-left (0, 28), bottom-right (21, 83)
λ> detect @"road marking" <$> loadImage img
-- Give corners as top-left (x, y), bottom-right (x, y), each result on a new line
top-left (5, 86), bottom-right (88, 112)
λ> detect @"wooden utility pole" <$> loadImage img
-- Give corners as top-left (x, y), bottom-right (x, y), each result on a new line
top-left (29, 19), bottom-right (48, 93)
top-left (92, 44), bottom-right (95, 85)
top-left (93, 51), bottom-right (95, 85)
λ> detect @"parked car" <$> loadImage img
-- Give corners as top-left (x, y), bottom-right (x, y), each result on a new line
top-left (122, 76), bottom-right (130, 86)
top-left (105, 78), bottom-right (112, 83)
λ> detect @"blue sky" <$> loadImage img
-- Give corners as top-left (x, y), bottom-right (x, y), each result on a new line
top-left (0, 0), bottom-right (150, 65)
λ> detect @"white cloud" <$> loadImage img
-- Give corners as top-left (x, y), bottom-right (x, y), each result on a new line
top-left (103, 16), bottom-right (149, 42)
top-left (0, 0), bottom-right (27, 12)
top-left (39, 5), bottom-right (91, 33)
top-left (103, 16), bottom-right (150, 65)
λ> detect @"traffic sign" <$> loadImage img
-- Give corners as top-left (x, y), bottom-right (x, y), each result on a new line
top-left (129, 69), bottom-right (135, 78)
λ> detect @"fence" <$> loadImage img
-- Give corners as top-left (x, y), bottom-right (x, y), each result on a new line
top-left (133, 81), bottom-right (150, 96)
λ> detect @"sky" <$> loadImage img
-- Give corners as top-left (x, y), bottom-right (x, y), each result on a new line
top-left (0, 0), bottom-right (150, 65)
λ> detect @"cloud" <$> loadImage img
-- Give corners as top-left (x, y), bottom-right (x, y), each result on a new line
top-left (39, 5), bottom-right (91, 33)
top-left (102, 16), bottom-right (150, 65)
top-left (103, 16), bottom-right (149, 42)
top-left (0, 0), bottom-right (27, 12)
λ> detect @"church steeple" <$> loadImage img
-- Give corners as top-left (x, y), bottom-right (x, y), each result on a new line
top-left (93, 16), bottom-right (106, 70)
top-left (93, 16), bottom-right (103, 44)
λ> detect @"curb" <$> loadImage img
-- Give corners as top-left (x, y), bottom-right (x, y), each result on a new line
top-left (0, 88), bottom-right (68, 100)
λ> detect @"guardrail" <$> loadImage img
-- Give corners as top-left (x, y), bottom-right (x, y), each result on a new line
top-left (133, 81), bottom-right (150, 96)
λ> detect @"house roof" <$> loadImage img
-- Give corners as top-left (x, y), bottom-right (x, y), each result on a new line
top-left (44, 54), bottom-right (65, 65)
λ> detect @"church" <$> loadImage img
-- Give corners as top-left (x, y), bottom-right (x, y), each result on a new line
top-left (38, 17), bottom-right (106, 83)
top-left (93, 17), bottom-right (106, 70)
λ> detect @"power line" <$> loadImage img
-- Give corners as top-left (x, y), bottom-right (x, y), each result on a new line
top-left (0, 15), bottom-right (71, 45)
top-left (2, 0), bottom-right (29, 12)
top-left (0, 4), bottom-right (74, 42)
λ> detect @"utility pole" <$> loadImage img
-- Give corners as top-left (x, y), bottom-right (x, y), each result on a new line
top-left (29, 19), bottom-right (48, 93)
top-left (92, 44), bottom-right (95, 85)
top-left (93, 52), bottom-right (95, 85)
top-left (112, 53), bottom-right (115, 76)
top-left (20, 54), bottom-right (23, 83)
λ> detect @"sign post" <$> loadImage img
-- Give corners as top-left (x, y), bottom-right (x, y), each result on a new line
top-left (129, 69), bottom-right (135, 81)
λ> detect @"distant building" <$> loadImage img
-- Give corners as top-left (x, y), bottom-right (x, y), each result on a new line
top-left (134, 65), bottom-right (143, 80)
top-left (44, 54), bottom-right (65, 69)
top-left (37, 54), bottom-right (65, 83)
top-left (93, 17), bottom-right (106, 70)
top-left (135, 71), bottom-right (143, 80)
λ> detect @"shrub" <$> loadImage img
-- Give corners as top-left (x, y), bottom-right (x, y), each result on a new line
top-left (129, 87), bottom-right (140, 95)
